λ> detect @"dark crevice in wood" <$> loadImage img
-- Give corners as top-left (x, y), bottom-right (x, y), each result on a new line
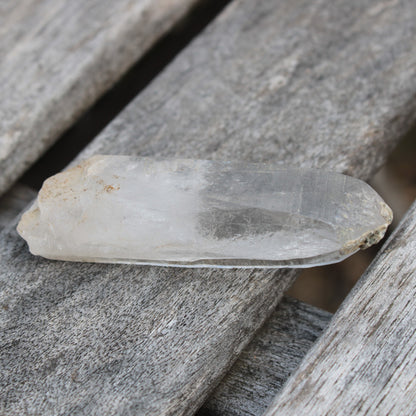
top-left (20, 0), bottom-right (232, 190)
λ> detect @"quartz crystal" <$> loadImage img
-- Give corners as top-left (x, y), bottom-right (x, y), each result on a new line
top-left (17, 155), bottom-right (392, 268)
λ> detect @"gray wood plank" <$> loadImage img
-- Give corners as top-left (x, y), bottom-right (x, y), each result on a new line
top-left (199, 297), bottom-right (331, 416)
top-left (1, 0), bottom-right (416, 415)
top-left (0, 184), bottom-right (35, 231)
top-left (265, 200), bottom-right (416, 416)
top-left (0, 0), bottom-right (204, 197)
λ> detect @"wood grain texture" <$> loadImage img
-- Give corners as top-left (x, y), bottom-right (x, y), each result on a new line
top-left (0, 184), bottom-right (35, 231)
top-left (0, 0), bottom-right (202, 197)
top-left (199, 297), bottom-right (331, 416)
top-left (1, 0), bottom-right (416, 414)
top-left (265, 200), bottom-right (416, 416)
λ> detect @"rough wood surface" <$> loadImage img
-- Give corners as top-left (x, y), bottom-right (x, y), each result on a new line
top-left (265, 199), bottom-right (416, 416)
top-left (0, 184), bottom-right (35, 231)
top-left (199, 297), bottom-right (331, 416)
top-left (1, 0), bottom-right (416, 414)
top-left (0, 0), bottom-right (203, 197)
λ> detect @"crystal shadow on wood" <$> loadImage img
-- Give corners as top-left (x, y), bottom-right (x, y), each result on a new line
top-left (17, 156), bottom-right (392, 268)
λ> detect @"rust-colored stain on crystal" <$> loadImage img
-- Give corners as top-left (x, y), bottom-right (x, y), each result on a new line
top-left (104, 184), bottom-right (120, 193)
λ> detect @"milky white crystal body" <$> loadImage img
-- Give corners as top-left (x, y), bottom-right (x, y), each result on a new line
top-left (17, 155), bottom-right (392, 268)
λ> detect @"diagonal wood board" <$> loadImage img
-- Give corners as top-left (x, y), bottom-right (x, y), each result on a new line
top-left (265, 199), bottom-right (416, 416)
top-left (1, 0), bottom-right (416, 414)
top-left (200, 297), bottom-right (331, 416)
top-left (0, 0), bottom-right (206, 197)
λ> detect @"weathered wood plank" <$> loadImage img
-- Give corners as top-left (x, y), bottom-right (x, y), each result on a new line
top-left (1, 0), bottom-right (416, 415)
top-left (199, 297), bottom-right (331, 416)
top-left (0, 0), bottom-right (205, 197)
top-left (0, 184), bottom-right (35, 232)
top-left (265, 200), bottom-right (416, 416)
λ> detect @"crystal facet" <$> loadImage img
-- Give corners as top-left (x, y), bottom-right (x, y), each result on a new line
top-left (17, 155), bottom-right (392, 268)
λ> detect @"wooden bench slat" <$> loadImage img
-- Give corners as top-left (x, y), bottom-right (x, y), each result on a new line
top-left (199, 297), bottom-right (331, 416)
top-left (1, 0), bottom-right (416, 414)
top-left (0, 0), bottom-right (203, 197)
top-left (265, 200), bottom-right (416, 416)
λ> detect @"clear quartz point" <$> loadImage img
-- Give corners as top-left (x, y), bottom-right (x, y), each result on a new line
top-left (17, 155), bottom-right (392, 268)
